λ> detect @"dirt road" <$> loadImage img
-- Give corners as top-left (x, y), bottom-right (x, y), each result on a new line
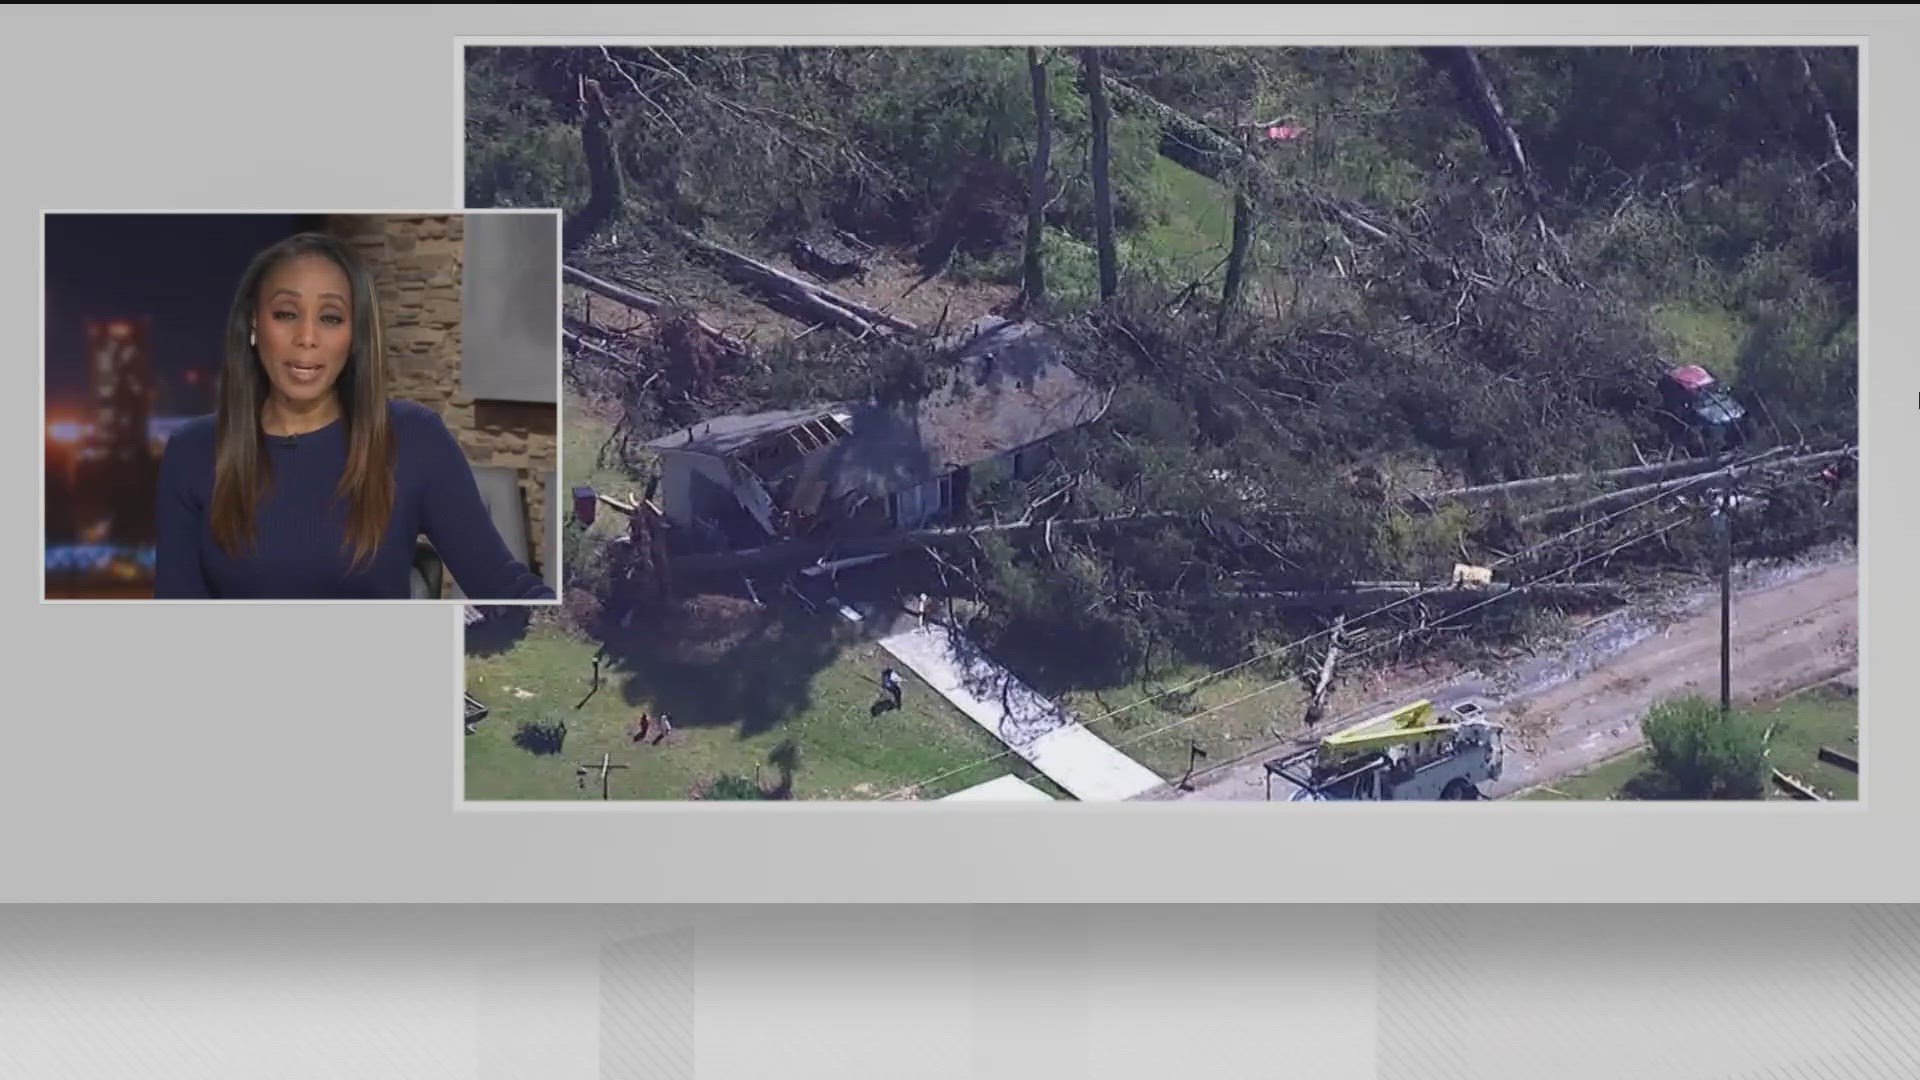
top-left (1174, 554), bottom-right (1859, 802)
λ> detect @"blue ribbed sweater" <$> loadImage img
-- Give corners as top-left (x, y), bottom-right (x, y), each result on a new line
top-left (153, 400), bottom-right (555, 601)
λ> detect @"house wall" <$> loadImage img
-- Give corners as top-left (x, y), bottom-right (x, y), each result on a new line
top-left (326, 214), bottom-right (558, 594)
top-left (655, 452), bottom-right (739, 527)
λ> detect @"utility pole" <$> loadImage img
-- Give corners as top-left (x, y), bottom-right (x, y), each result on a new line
top-left (575, 752), bottom-right (629, 800)
top-left (1717, 464), bottom-right (1734, 716)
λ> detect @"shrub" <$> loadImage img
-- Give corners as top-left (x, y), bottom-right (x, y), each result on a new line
top-left (1639, 696), bottom-right (1768, 799)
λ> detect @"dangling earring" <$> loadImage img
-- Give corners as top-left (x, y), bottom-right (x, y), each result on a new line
top-left (248, 329), bottom-right (256, 348)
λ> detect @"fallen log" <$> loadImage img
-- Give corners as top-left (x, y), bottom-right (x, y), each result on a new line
top-left (561, 265), bottom-right (746, 352)
top-left (1101, 76), bottom-right (1242, 181)
top-left (562, 329), bottom-right (641, 370)
top-left (1519, 447), bottom-right (1850, 528)
top-left (1303, 615), bottom-right (1345, 726)
top-left (1771, 769), bottom-right (1824, 801)
top-left (1415, 454), bottom-right (1754, 507)
top-left (753, 281), bottom-right (877, 336)
top-left (664, 225), bottom-right (917, 334)
top-left (1817, 746), bottom-right (1859, 774)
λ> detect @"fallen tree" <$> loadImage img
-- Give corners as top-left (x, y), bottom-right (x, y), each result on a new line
top-left (562, 265), bottom-right (746, 352)
top-left (1518, 447), bottom-right (1850, 528)
top-left (1413, 452), bottom-right (1749, 507)
top-left (562, 329), bottom-right (638, 369)
top-left (663, 224), bottom-right (919, 335)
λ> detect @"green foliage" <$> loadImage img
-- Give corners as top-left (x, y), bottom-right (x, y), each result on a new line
top-left (700, 774), bottom-right (770, 800)
top-left (1638, 696), bottom-right (1768, 799)
top-left (464, 50), bottom-right (589, 210)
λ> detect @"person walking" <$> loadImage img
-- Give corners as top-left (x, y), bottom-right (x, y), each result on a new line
top-left (880, 666), bottom-right (903, 711)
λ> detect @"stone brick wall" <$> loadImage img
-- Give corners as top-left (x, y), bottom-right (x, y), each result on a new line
top-left (327, 214), bottom-right (558, 593)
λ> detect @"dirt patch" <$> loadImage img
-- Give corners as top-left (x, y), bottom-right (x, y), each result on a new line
top-left (823, 250), bottom-right (1018, 331)
top-left (661, 594), bottom-right (777, 662)
top-left (1488, 559), bottom-right (1858, 796)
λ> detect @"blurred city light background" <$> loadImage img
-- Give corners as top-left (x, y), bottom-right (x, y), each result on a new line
top-left (44, 213), bottom-right (321, 598)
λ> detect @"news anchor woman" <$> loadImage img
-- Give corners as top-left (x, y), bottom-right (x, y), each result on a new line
top-left (154, 232), bottom-right (556, 601)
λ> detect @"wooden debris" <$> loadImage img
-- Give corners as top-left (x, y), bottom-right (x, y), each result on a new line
top-left (1817, 746), bottom-right (1859, 773)
top-left (1771, 769), bottom-right (1824, 801)
top-left (1303, 615), bottom-right (1346, 726)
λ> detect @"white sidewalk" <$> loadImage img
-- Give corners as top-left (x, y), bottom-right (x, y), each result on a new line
top-left (878, 624), bottom-right (1164, 801)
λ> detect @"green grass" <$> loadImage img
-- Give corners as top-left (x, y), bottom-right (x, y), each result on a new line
top-left (561, 387), bottom-right (655, 546)
top-left (1754, 686), bottom-right (1858, 801)
top-left (1001, 654), bottom-right (1306, 782)
top-left (1651, 300), bottom-right (1747, 380)
top-left (465, 611), bottom-right (1067, 801)
top-left (1137, 156), bottom-right (1236, 281)
top-left (1518, 750), bottom-right (1653, 801)
top-left (1517, 685), bottom-right (1858, 801)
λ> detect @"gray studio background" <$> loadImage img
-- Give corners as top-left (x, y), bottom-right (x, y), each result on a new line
top-left (1, 904), bottom-right (1915, 1080)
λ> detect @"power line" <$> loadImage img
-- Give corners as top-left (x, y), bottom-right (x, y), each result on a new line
top-left (1102, 512), bottom-right (1702, 777)
top-left (877, 466), bottom-right (1733, 801)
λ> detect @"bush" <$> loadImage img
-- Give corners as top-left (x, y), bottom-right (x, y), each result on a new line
top-left (513, 718), bottom-right (569, 756)
top-left (697, 774), bottom-right (769, 800)
top-left (1638, 696), bottom-right (1768, 799)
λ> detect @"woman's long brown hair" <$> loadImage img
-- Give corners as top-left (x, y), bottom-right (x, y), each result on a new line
top-left (209, 232), bottom-right (395, 572)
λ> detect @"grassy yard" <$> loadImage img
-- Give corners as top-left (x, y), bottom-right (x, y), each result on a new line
top-left (996, 650), bottom-right (1306, 782)
top-left (465, 602), bottom-right (1066, 801)
top-left (1518, 685), bottom-right (1858, 801)
top-left (488, 386), bottom-right (1072, 801)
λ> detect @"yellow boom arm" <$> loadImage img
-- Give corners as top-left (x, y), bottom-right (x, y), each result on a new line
top-left (1318, 700), bottom-right (1461, 762)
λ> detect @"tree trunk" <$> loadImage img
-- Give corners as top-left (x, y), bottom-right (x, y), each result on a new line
top-left (1023, 47), bottom-right (1052, 306)
top-left (1218, 170), bottom-right (1256, 336)
top-left (662, 224), bottom-right (917, 335)
top-left (561, 265), bottom-right (745, 352)
top-left (1424, 48), bottom-right (1535, 194)
top-left (565, 77), bottom-right (623, 251)
top-left (1100, 75), bottom-right (1243, 180)
top-left (1081, 48), bottom-right (1119, 300)
top-left (1796, 48), bottom-right (1855, 175)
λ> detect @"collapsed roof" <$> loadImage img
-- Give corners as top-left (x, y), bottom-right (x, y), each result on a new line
top-left (645, 318), bottom-right (1108, 507)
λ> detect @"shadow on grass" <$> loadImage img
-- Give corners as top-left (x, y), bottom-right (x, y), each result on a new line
top-left (512, 718), bottom-right (569, 756)
top-left (464, 606), bottom-right (536, 658)
top-left (597, 598), bottom-right (849, 739)
top-left (1614, 769), bottom-right (1770, 801)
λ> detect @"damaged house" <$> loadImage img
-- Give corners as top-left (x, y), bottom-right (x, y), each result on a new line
top-left (645, 318), bottom-right (1109, 544)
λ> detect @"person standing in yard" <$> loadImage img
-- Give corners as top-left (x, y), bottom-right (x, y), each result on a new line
top-left (881, 667), bottom-right (903, 711)
top-left (653, 711), bottom-right (674, 745)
